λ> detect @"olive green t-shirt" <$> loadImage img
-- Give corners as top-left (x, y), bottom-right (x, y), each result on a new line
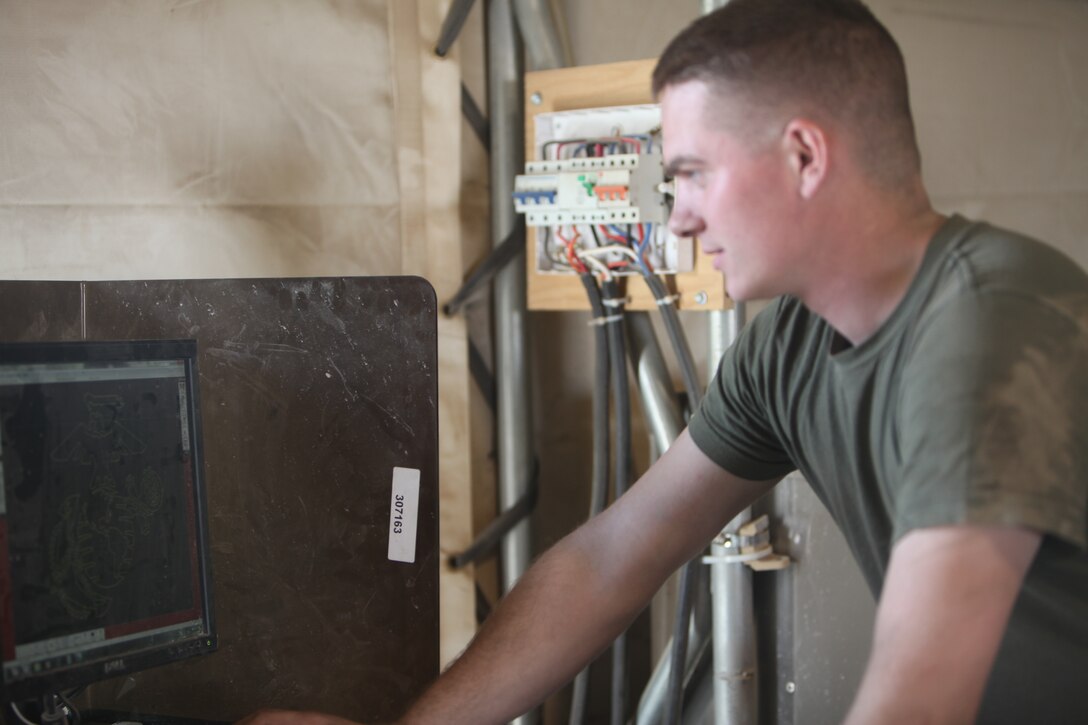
top-left (689, 214), bottom-right (1088, 723)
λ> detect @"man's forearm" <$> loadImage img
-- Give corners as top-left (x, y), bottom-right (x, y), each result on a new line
top-left (399, 525), bottom-right (651, 725)
top-left (842, 526), bottom-right (1039, 725)
top-left (398, 431), bottom-right (775, 725)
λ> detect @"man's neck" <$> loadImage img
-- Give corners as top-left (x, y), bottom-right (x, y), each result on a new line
top-left (800, 204), bottom-right (946, 347)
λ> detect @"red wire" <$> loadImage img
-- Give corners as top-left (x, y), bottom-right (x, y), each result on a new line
top-left (552, 137), bottom-right (645, 158)
top-left (597, 225), bottom-right (628, 244)
top-left (557, 227), bottom-right (587, 273)
top-left (567, 244), bottom-right (585, 272)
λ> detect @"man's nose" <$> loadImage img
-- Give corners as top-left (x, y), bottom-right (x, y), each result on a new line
top-left (667, 197), bottom-right (705, 239)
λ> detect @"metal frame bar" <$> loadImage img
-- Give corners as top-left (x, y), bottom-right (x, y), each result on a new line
top-left (488, 0), bottom-right (568, 722)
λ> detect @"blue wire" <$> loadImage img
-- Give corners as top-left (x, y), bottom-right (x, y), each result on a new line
top-left (606, 224), bottom-right (653, 275)
top-left (624, 136), bottom-right (655, 154)
top-left (636, 224), bottom-right (653, 275)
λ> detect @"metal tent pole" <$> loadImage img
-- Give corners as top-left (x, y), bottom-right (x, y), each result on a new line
top-left (708, 304), bottom-right (759, 725)
top-left (502, 4), bottom-right (574, 723)
top-left (490, 0), bottom-right (571, 721)
top-left (512, 0), bottom-right (572, 70)
top-left (626, 313), bottom-right (685, 452)
top-left (487, 4), bottom-right (535, 725)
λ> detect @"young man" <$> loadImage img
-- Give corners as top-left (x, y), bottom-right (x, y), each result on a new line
top-left (241, 1), bottom-right (1088, 723)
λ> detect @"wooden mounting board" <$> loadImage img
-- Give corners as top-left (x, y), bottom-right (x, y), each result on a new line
top-left (524, 58), bottom-right (731, 312)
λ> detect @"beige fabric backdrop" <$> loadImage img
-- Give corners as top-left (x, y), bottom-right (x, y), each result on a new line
top-left (1, 1), bottom-right (401, 277)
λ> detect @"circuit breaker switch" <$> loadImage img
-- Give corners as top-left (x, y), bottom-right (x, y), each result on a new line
top-left (513, 174), bottom-right (560, 213)
top-left (577, 175), bottom-right (597, 196)
top-left (594, 185), bottom-right (628, 202)
top-left (513, 189), bottom-right (558, 206)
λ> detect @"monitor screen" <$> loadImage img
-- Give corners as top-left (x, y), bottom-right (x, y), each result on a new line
top-left (0, 340), bottom-right (216, 703)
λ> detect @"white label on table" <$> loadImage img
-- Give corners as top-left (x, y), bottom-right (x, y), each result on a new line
top-left (388, 467), bottom-right (420, 563)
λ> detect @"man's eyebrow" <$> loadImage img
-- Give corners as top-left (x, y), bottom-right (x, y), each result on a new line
top-left (663, 155), bottom-right (702, 177)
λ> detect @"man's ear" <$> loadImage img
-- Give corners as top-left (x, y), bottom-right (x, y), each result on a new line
top-left (782, 118), bottom-right (828, 199)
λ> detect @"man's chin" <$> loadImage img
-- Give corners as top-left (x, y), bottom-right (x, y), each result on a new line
top-left (724, 278), bottom-right (755, 303)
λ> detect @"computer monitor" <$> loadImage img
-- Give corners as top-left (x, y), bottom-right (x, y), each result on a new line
top-left (0, 340), bottom-right (216, 704)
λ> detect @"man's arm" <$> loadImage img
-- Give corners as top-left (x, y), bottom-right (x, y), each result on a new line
top-left (844, 524), bottom-right (1041, 725)
top-left (398, 429), bottom-right (777, 724)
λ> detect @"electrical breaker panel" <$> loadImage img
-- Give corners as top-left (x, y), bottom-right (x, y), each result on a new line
top-left (514, 104), bottom-right (691, 276)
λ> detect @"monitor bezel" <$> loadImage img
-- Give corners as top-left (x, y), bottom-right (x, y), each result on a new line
top-left (0, 339), bottom-right (217, 704)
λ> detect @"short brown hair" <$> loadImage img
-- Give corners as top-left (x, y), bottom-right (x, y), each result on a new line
top-left (653, 0), bottom-right (920, 187)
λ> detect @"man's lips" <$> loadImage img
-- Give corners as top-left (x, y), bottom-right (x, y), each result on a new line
top-left (701, 245), bottom-right (725, 269)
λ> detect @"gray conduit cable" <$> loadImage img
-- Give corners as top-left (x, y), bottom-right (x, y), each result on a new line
top-left (569, 272), bottom-right (612, 725)
top-left (601, 278), bottom-right (632, 725)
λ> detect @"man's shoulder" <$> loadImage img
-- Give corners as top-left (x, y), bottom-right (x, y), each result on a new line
top-left (906, 216), bottom-right (1088, 339)
top-left (935, 217), bottom-right (1088, 298)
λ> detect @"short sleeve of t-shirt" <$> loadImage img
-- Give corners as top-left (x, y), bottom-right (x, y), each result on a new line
top-left (688, 301), bottom-right (796, 482)
top-left (895, 287), bottom-right (1088, 549)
